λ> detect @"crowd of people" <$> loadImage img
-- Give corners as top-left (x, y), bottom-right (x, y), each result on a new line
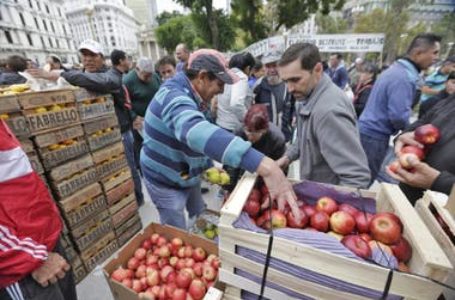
top-left (1, 32), bottom-right (454, 300)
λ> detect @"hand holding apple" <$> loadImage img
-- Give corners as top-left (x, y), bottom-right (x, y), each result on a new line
top-left (386, 158), bottom-right (441, 189)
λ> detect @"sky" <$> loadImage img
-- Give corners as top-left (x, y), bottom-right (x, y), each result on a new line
top-left (156, 0), bottom-right (228, 14)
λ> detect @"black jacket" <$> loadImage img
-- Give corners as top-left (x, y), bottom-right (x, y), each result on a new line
top-left (399, 94), bottom-right (455, 204)
top-left (352, 81), bottom-right (373, 117)
top-left (418, 90), bottom-right (448, 119)
top-left (0, 72), bottom-right (26, 85)
top-left (61, 67), bottom-right (131, 133)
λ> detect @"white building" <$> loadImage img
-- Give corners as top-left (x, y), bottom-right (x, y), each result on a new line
top-left (0, 0), bottom-right (78, 65)
top-left (64, 0), bottom-right (139, 57)
top-left (125, 0), bottom-right (158, 27)
top-left (290, 14), bottom-right (317, 36)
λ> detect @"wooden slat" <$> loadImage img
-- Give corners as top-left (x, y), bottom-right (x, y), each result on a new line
top-left (34, 125), bottom-right (84, 147)
top-left (78, 98), bottom-right (115, 121)
top-left (5, 114), bottom-right (29, 137)
top-left (95, 155), bottom-right (129, 181)
top-left (101, 168), bottom-right (131, 192)
top-left (17, 89), bottom-right (76, 108)
top-left (82, 114), bottom-right (118, 135)
top-left (87, 127), bottom-right (122, 152)
top-left (40, 138), bottom-right (89, 171)
top-left (105, 178), bottom-right (134, 206)
top-left (91, 142), bottom-right (124, 164)
top-left (445, 186), bottom-right (455, 216)
top-left (0, 94), bottom-right (20, 113)
top-left (48, 154), bottom-right (94, 182)
top-left (52, 167), bottom-right (98, 199)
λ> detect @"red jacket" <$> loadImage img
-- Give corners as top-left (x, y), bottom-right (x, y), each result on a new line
top-left (0, 120), bottom-right (62, 288)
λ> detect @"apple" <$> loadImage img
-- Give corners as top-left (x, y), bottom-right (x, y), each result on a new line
top-left (128, 257), bottom-right (140, 270)
top-left (302, 205), bottom-right (316, 218)
top-left (165, 282), bottom-right (178, 298)
top-left (157, 236), bottom-right (167, 247)
top-left (381, 212), bottom-right (403, 232)
top-left (171, 238), bottom-right (184, 251)
top-left (146, 269), bottom-right (160, 287)
top-left (202, 264), bottom-right (217, 281)
top-left (158, 245), bottom-right (171, 258)
top-left (414, 124), bottom-right (440, 145)
top-left (210, 257), bottom-right (220, 269)
top-left (158, 258), bottom-right (169, 269)
top-left (111, 267), bottom-right (128, 282)
top-left (132, 279), bottom-right (143, 293)
top-left (192, 247), bottom-right (206, 262)
top-left (139, 291), bottom-right (155, 300)
top-left (142, 239), bottom-right (153, 250)
top-left (330, 211), bottom-right (356, 235)
top-left (398, 262), bottom-right (410, 273)
top-left (146, 254), bottom-right (159, 266)
top-left (184, 245), bottom-right (193, 258)
top-left (176, 271), bottom-right (192, 288)
top-left (341, 235), bottom-right (371, 259)
top-left (177, 247), bottom-right (186, 258)
top-left (150, 233), bottom-right (160, 245)
top-left (125, 269), bottom-right (134, 279)
top-left (193, 262), bottom-right (203, 277)
top-left (248, 188), bottom-right (262, 202)
top-left (160, 265), bottom-right (175, 283)
top-left (354, 212), bottom-right (373, 234)
top-left (338, 203), bottom-right (359, 217)
top-left (286, 208), bottom-right (308, 228)
top-left (316, 196), bottom-right (338, 216)
top-left (169, 256), bottom-right (179, 267)
top-left (390, 236), bottom-right (412, 262)
top-left (243, 199), bottom-right (261, 217)
top-left (188, 279), bottom-right (207, 300)
top-left (185, 258), bottom-right (195, 268)
top-left (262, 209), bottom-right (287, 229)
top-left (158, 286), bottom-right (167, 300)
top-left (370, 213), bottom-right (402, 245)
top-left (310, 211), bottom-right (330, 232)
top-left (136, 264), bottom-right (147, 278)
top-left (172, 289), bottom-right (187, 300)
top-left (135, 248), bottom-right (147, 260)
top-left (359, 233), bottom-right (372, 243)
top-left (181, 268), bottom-right (196, 279)
top-left (151, 285), bottom-right (161, 297)
top-left (327, 231), bottom-right (343, 241)
top-left (122, 278), bottom-right (132, 288)
top-left (388, 160), bottom-right (401, 173)
top-left (399, 152), bottom-right (420, 169)
top-left (140, 277), bottom-right (147, 288)
top-left (400, 145), bottom-right (425, 160)
top-left (176, 259), bottom-right (186, 270)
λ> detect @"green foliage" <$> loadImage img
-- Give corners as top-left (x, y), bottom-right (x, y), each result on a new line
top-left (154, 15), bottom-right (197, 53)
top-left (190, 10), bottom-right (236, 51)
top-left (432, 13), bottom-right (455, 56)
top-left (230, 0), bottom-right (268, 45)
top-left (155, 11), bottom-right (183, 26)
top-left (315, 12), bottom-right (348, 34)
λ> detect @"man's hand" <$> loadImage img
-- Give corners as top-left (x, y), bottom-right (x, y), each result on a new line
top-left (257, 157), bottom-right (302, 222)
top-left (26, 69), bottom-right (61, 81)
top-left (276, 156), bottom-right (291, 170)
top-left (386, 156), bottom-right (440, 189)
top-left (31, 252), bottom-right (70, 287)
top-left (133, 116), bottom-right (144, 131)
top-left (394, 131), bottom-right (424, 155)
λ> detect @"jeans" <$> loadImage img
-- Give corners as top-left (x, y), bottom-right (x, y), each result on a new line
top-left (122, 130), bottom-right (144, 204)
top-left (360, 133), bottom-right (389, 185)
top-left (144, 179), bottom-right (206, 230)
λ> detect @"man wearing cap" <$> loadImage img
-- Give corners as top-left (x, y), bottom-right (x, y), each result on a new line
top-left (140, 49), bottom-right (301, 230)
top-left (123, 57), bottom-right (161, 173)
top-left (254, 50), bottom-right (294, 142)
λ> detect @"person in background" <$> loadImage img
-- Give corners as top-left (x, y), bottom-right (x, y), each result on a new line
top-left (123, 57), bottom-right (161, 174)
top-left (248, 59), bottom-right (265, 89)
top-left (140, 49), bottom-right (301, 230)
top-left (420, 56), bottom-right (455, 102)
top-left (358, 33), bottom-right (441, 183)
top-left (45, 55), bottom-right (67, 71)
top-left (224, 104), bottom-right (286, 192)
top-left (419, 71), bottom-right (455, 118)
top-left (254, 50), bottom-right (295, 142)
top-left (348, 57), bottom-right (364, 88)
top-left (216, 52), bottom-right (255, 132)
top-left (352, 61), bottom-right (378, 117)
top-left (175, 43), bottom-right (190, 73)
top-left (0, 55), bottom-right (27, 85)
top-left (325, 53), bottom-right (349, 89)
top-left (0, 120), bottom-right (77, 300)
top-left (276, 43), bottom-right (371, 188)
top-left (157, 55), bottom-right (177, 82)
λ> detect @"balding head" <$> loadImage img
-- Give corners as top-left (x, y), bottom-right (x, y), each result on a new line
top-left (175, 43), bottom-right (190, 63)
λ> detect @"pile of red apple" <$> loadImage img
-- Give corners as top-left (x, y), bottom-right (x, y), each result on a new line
top-left (388, 124), bottom-right (440, 173)
top-left (243, 188), bottom-right (412, 270)
top-left (109, 233), bottom-right (220, 300)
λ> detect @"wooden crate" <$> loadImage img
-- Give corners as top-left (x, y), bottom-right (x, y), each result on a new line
top-left (4, 112), bottom-right (29, 137)
top-left (109, 193), bottom-right (138, 229)
top-left (415, 190), bottom-right (455, 299)
top-left (105, 178), bottom-right (134, 206)
top-left (34, 125), bottom-right (89, 170)
top-left (58, 183), bottom-right (107, 228)
top-left (115, 213), bottom-right (141, 238)
top-left (218, 173), bottom-right (453, 300)
top-left (82, 114), bottom-right (118, 136)
top-left (51, 167), bottom-right (98, 200)
top-left (0, 94), bottom-right (20, 113)
top-left (100, 168), bottom-right (131, 193)
top-left (48, 154), bottom-right (94, 182)
top-left (73, 87), bottom-right (106, 102)
top-left (91, 141), bottom-right (124, 164)
top-left (96, 155), bottom-right (129, 183)
top-left (71, 209), bottom-right (113, 252)
top-left (86, 127), bottom-right (122, 152)
top-left (81, 231), bottom-right (118, 272)
top-left (116, 217), bottom-right (142, 247)
top-left (28, 152), bottom-right (44, 174)
top-left (77, 96), bottom-right (115, 121)
top-left (23, 103), bottom-right (79, 134)
top-left (17, 89), bottom-right (76, 109)
top-left (70, 255), bottom-right (88, 284)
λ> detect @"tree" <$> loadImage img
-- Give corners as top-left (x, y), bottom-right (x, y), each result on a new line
top-left (156, 11), bottom-right (182, 26)
top-left (315, 12), bottom-right (348, 34)
top-left (191, 10), bottom-right (236, 51)
top-left (230, 0), bottom-right (268, 45)
top-left (155, 16), bottom-right (198, 53)
top-left (432, 13), bottom-right (455, 57)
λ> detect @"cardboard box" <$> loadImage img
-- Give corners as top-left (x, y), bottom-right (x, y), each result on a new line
top-left (103, 223), bottom-right (218, 300)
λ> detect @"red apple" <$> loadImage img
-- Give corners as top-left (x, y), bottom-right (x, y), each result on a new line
top-left (193, 262), bottom-right (203, 277)
top-left (327, 231), bottom-right (343, 241)
top-left (341, 235), bottom-right (371, 259)
top-left (176, 271), bottom-right (192, 289)
top-left (160, 265), bottom-right (175, 283)
top-left (390, 236), bottom-right (412, 262)
top-left (142, 239), bottom-right (153, 250)
top-left (128, 257), bottom-right (140, 270)
top-left (188, 279), bottom-right (207, 300)
top-left (381, 212), bottom-right (403, 232)
top-left (359, 233), bottom-right (372, 243)
top-left (243, 199), bottom-right (261, 217)
top-left (122, 278), bottom-right (132, 288)
top-left (165, 282), bottom-right (178, 298)
top-left (185, 258), bottom-right (195, 268)
top-left (171, 238), bottom-right (184, 252)
top-left (202, 264), bottom-right (217, 281)
top-left (330, 211), bottom-right (356, 235)
top-left (135, 248), bottom-right (147, 260)
top-left (167, 272), bottom-right (177, 284)
top-left (192, 247), bottom-right (206, 262)
top-left (249, 188), bottom-right (262, 202)
top-left (146, 269), bottom-right (160, 287)
top-left (286, 208), bottom-right (308, 228)
top-left (132, 279), bottom-right (143, 293)
top-left (400, 145), bottom-right (425, 160)
top-left (370, 213), bottom-right (402, 245)
top-left (111, 267), bottom-right (128, 282)
top-left (414, 124), bottom-right (440, 145)
top-left (338, 203), bottom-right (359, 217)
top-left (157, 236), bottom-right (167, 247)
top-left (125, 269), bottom-right (134, 279)
top-left (136, 264), bottom-right (147, 278)
top-left (159, 245), bottom-right (171, 258)
top-left (150, 233), bottom-right (160, 245)
top-left (177, 247), bottom-right (186, 258)
top-left (211, 257), bottom-right (220, 269)
top-left (176, 259), bottom-right (186, 270)
top-left (184, 245), bottom-right (193, 258)
top-left (181, 268), bottom-right (196, 279)
top-left (388, 160), bottom-right (401, 174)
top-left (151, 285), bottom-right (161, 297)
top-left (158, 258), bottom-right (169, 269)
top-left (316, 196), bottom-right (338, 216)
top-left (310, 211), bottom-right (330, 232)
top-left (354, 212), bottom-right (373, 234)
top-left (169, 256), bottom-right (179, 267)
top-left (146, 254), bottom-right (159, 266)
top-left (302, 205), bottom-right (316, 218)
top-left (399, 152), bottom-right (420, 169)
top-left (140, 277), bottom-right (147, 288)
top-left (172, 289), bottom-right (187, 300)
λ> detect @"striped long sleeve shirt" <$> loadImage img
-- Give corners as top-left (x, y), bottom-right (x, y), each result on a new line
top-left (140, 72), bottom-right (265, 188)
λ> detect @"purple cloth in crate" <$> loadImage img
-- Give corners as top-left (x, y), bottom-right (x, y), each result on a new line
top-left (233, 212), bottom-right (401, 299)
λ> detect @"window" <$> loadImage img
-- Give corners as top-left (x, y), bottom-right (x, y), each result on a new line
top-left (36, 1), bottom-right (41, 11)
top-left (56, 39), bottom-right (59, 48)
top-left (40, 36), bottom-right (45, 47)
top-left (43, 19), bottom-right (48, 31)
top-left (0, 9), bottom-right (3, 21)
top-left (50, 21), bottom-right (55, 32)
top-left (48, 37), bottom-right (53, 48)
top-left (26, 34), bottom-right (33, 46)
top-left (5, 31), bottom-right (13, 44)
top-left (19, 13), bottom-right (26, 26)
top-left (45, 4), bottom-right (50, 14)
top-left (58, 7), bottom-right (62, 17)
top-left (63, 25), bottom-right (67, 35)
top-left (34, 17), bottom-right (40, 29)
top-left (28, 0), bottom-right (32, 9)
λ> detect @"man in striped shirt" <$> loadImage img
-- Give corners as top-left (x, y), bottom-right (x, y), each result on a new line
top-left (140, 49), bottom-right (301, 229)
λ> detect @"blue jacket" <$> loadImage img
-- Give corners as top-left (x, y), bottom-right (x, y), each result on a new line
top-left (325, 65), bottom-right (349, 88)
top-left (140, 72), bottom-right (264, 188)
top-left (359, 59), bottom-right (421, 138)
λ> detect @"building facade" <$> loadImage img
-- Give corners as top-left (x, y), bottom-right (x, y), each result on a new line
top-left (0, 0), bottom-right (78, 65)
top-left (136, 27), bottom-right (166, 63)
top-left (64, 0), bottom-right (139, 57)
top-left (125, 0), bottom-right (158, 27)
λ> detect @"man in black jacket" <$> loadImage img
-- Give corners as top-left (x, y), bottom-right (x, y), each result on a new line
top-left (0, 55), bottom-right (27, 85)
top-left (388, 94), bottom-right (455, 204)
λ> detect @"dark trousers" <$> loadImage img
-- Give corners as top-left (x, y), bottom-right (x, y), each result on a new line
top-left (0, 240), bottom-right (77, 300)
top-left (132, 129), bottom-right (143, 173)
top-left (360, 133), bottom-right (389, 185)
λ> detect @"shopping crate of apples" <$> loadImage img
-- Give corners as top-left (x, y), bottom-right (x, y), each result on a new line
top-left (104, 223), bottom-right (222, 300)
top-left (217, 173), bottom-right (452, 300)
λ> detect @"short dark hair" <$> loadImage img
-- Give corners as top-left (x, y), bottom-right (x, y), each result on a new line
top-left (278, 43), bottom-right (321, 71)
top-left (252, 59), bottom-right (263, 72)
top-left (331, 53), bottom-right (343, 60)
top-left (157, 55), bottom-right (176, 68)
top-left (6, 55), bottom-right (27, 72)
top-left (110, 49), bottom-right (126, 66)
top-left (185, 69), bottom-right (217, 81)
top-left (406, 33), bottom-right (442, 55)
top-left (229, 52), bottom-right (255, 71)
